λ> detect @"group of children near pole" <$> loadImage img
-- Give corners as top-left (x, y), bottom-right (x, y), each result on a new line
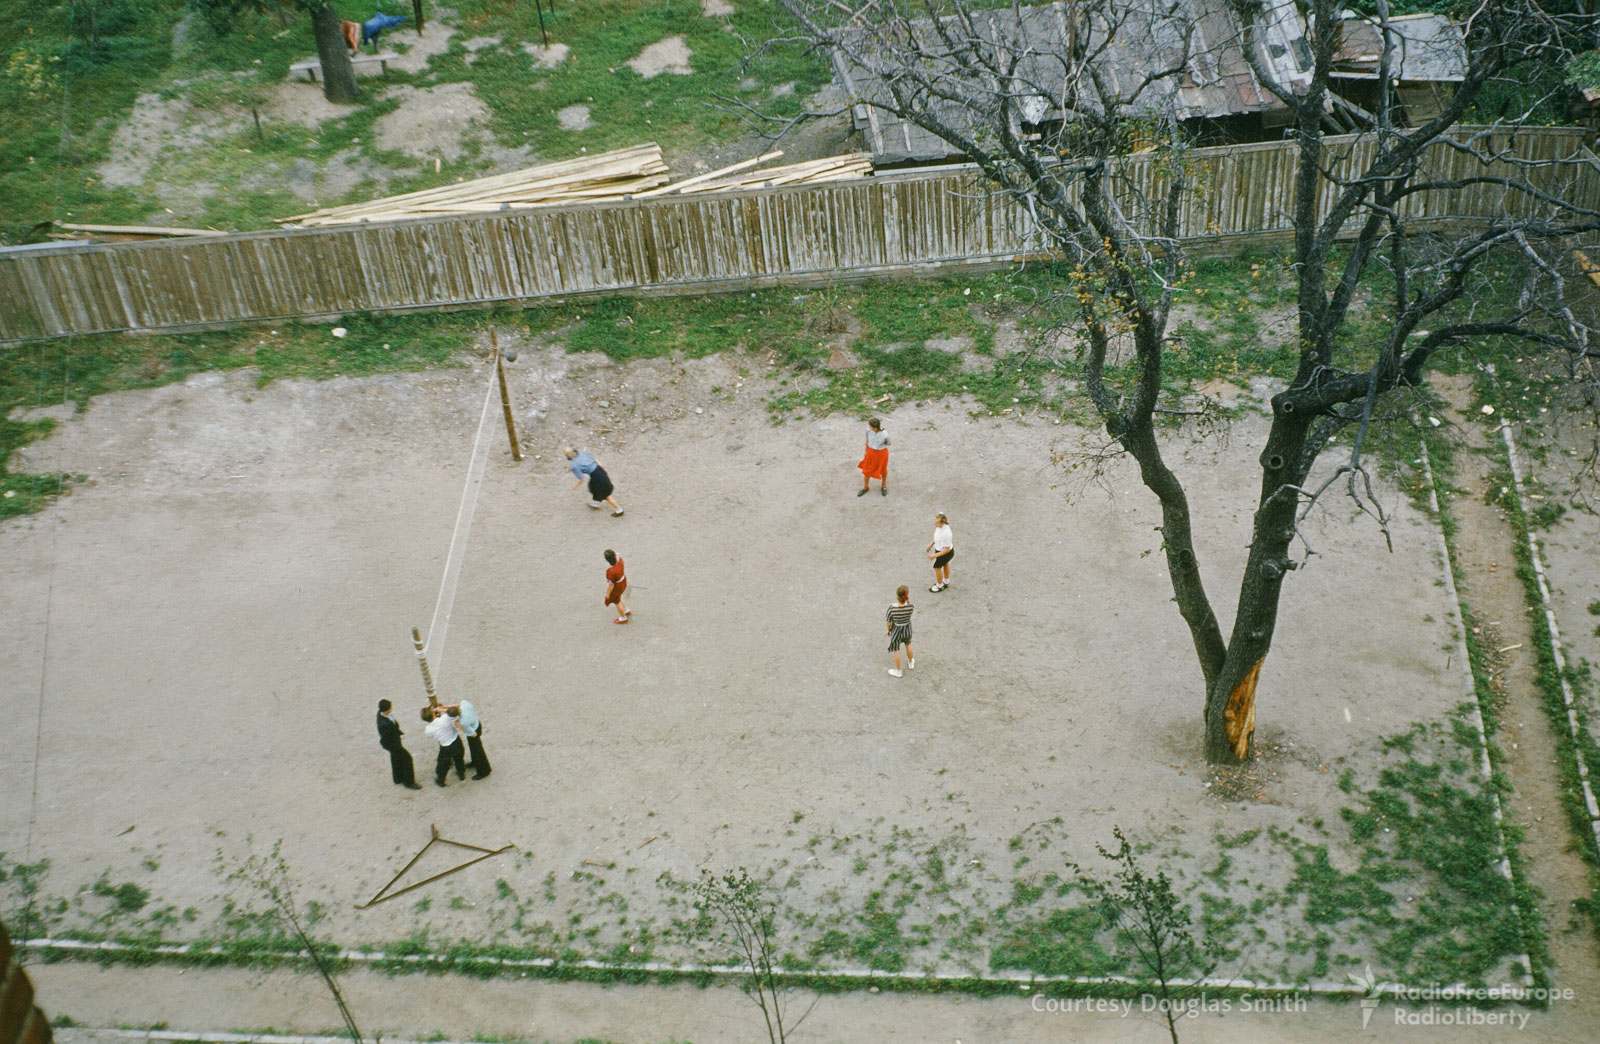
top-left (380, 418), bottom-right (946, 790)
top-left (566, 418), bottom-right (952, 674)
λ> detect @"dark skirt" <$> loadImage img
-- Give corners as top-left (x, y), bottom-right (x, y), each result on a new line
top-left (587, 465), bottom-right (614, 501)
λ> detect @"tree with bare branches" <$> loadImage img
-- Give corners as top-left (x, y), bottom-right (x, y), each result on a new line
top-left (694, 868), bottom-right (815, 1044)
top-left (775, 0), bottom-right (1600, 762)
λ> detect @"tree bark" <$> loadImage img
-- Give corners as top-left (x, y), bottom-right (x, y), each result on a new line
top-left (310, 5), bottom-right (360, 104)
top-left (1117, 422), bottom-right (1228, 695)
top-left (1202, 401), bottom-right (1315, 762)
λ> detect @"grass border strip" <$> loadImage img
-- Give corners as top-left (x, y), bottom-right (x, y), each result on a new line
top-left (67, 1032), bottom-right (390, 1044)
top-left (20, 935), bottom-right (1531, 1002)
top-left (1498, 422), bottom-right (1600, 859)
top-left (1415, 433), bottom-right (1537, 986)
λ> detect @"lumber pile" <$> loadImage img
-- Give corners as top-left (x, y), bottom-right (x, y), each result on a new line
top-left (640, 151), bottom-right (873, 197)
top-left (1574, 249), bottom-right (1600, 290)
top-left (51, 223), bottom-right (224, 240)
top-left (276, 145), bottom-right (875, 227)
top-left (277, 144), bottom-right (672, 227)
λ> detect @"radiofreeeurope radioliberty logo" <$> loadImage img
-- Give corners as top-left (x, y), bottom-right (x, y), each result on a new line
top-left (1348, 965), bottom-right (1384, 1029)
top-left (1346, 965), bottom-right (1570, 1031)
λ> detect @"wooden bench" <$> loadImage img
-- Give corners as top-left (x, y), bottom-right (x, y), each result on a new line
top-left (289, 53), bottom-right (398, 83)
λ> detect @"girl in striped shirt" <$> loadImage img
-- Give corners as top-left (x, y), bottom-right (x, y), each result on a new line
top-left (885, 585), bottom-right (915, 677)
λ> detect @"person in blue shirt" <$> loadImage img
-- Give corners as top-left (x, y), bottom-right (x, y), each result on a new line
top-left (563, 446), bottom-right (624, 516)
top-left (435, 700), bottom-right (490, 780)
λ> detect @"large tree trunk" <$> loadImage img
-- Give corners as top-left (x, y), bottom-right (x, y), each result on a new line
top-left (1117, 423), bottom-right (1228, 696)
top-left (310, 5), bottom-right (360, 104)
top-left (1202, 406), bottom-right (1315, 762)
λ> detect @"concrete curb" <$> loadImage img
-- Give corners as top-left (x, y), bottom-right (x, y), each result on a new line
top-left (1499, 422), bottom-right (1600, 860)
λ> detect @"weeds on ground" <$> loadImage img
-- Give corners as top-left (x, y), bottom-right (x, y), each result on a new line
top-left (0, 698), bottom-right (1539, 995)
top-left (1464, 423), bottom-right (1600, 947)
top-left (0, 310), bottom-right (479, 518)
top-left (0, 250), bottom-right (1511, 520)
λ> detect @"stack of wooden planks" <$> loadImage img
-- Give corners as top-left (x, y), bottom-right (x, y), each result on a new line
top-left (276, 145), bottom-right (874, 227)
top-left (638, 151), bottom-right (873, 197)
top-left (49, 223), bottom-right (225, 240)
top-left (277, 144), bottom-right (672, 226)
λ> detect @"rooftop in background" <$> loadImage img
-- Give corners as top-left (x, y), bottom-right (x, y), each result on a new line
top-left (828, 1), bottom-right (1468, 165)
top-left (1332, 13), bottom-right (1469, 84)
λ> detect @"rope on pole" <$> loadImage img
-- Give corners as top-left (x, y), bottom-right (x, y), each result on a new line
top-left (412, 627), bottom-right (438, 707)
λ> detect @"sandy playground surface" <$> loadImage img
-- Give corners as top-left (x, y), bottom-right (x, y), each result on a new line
top-left (0, 335), bottom-right (1556, 1038)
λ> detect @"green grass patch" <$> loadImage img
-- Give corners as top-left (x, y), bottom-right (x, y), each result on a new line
top-left (0, 0), bottom-right (183, 241)
top-left (0, 310), bottom-right (479, 519)
top-left (1264, 717), bottom-right (1539, 986)
top-left (1465, 414), bottom-right (1600, 948)
top-left (449, 0), bottom-right (831, 160)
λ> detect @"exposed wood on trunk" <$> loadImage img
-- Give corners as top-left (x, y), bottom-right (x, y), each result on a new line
top-left (1224, 657), bottom-right (1263, 761)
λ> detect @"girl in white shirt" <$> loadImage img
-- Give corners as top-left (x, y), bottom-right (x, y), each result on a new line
top-left (927, 513), bottom-right (954, 592)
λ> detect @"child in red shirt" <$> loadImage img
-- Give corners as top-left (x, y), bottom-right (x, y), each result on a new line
top-left (604, 549), bottom-right (630, 624)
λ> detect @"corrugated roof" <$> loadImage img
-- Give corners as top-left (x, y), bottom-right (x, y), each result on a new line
top-left (1333, 13), bottom-right (1467, 83)
top-left (831, 0), bottom-right (1315, 164)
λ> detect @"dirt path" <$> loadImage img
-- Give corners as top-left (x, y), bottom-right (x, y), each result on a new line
top-left (29, 959), bottom-right (1600, 1043)
top-left (1434, 376), bottom-right (1600, 1020)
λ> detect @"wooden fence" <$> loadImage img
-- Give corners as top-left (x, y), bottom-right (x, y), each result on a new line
top-left (2, 127), bottom-right (1595, 343)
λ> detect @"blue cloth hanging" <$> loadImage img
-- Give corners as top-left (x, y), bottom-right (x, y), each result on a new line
top-left (361, 13), bottom-right (409, 46)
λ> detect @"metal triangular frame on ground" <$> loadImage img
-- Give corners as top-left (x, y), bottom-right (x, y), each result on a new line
top-left (356, 824), bottom-right (516, 908)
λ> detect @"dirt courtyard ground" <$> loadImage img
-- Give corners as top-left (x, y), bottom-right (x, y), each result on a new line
top-left (0, 337), bottom-right (1569, 1039)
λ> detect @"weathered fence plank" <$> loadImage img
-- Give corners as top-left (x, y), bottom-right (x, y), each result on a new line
top-left (1, 128), bottom-right (1594, 343)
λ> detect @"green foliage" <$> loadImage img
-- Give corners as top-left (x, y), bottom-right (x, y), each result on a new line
top-left (1071, 827), bottom-right (1215, 983)
top-left (1161, 253), bottom-right (1298, 384)
top-left (1471, 417), bottom-right (1600, 946)
top-left (989, 907), bottom-right (1116, 977)
top-left (808, 889), bottom-right (910, 972)
top-left (1274, 717), bottom-right (1536, 985)
top-left (1527, 501), bottom-right (1567, 530)
top-left (1564, 50), bottom-right (1600, 89)
top-left (92, 875), bottom-right (151, 914)
top-left (185, 1), bottom-right (326, 39)
top-left (2, 0), bottom-right (828, 239)
top-left (0, 1), bottom-right (180, 242)
top-left (1340, 1), bottom-right (1449, 16)
top-left (693, 868), bottom-right (796, 1044)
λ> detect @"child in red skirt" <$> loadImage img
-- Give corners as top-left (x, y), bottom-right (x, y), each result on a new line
top-left (857, 417), bottom-right (890, 496)
top-left (604, 549), bottom-right (630, 624)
